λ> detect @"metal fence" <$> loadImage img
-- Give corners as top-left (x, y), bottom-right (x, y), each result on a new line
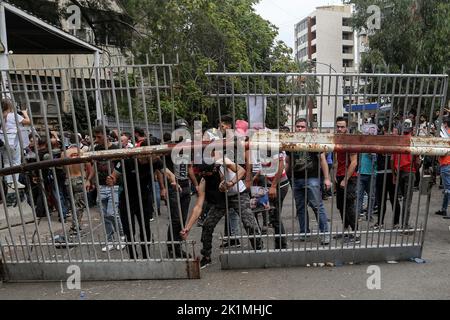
top-left (0, 64), bottom-right (448, 281)
top-left (205, 70), bottom-right (449, 269)
top-left (0, 62), bottom-right (199, 281)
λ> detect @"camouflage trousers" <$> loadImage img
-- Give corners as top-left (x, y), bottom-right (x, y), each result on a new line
top-left (65, 176), bottom-right (86, 233)
top-left (201, 192), bottom-right (262, 257)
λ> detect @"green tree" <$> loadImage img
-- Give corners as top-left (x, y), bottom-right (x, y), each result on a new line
top-left (345, 0), bottom-right (450, 74)
top-left (9, 0), bottom-right (300, 128)
top-left (121, 0), bottom-right (298, 128)
top-left (345, 0), bottom-right (449, 118)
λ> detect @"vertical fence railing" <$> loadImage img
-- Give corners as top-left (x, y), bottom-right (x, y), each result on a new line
top-left (0, 62), bottom-right (200, 281)
top-left (0, 66), bottom-right (448, 277)
top-left (205, 71), bottom-right (448, 269)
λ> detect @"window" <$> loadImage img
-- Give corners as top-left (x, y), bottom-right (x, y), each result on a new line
top-left (297, 18), bottom-right (308, 32)
top-left (9, 74), bottom-right (61, 116)
top-left (342, 17), bottom-right (352, 27)
top-left (342, 46), bottom-right (353, 54)
top-left (343, 32), bottom-right (353, 40)
top-left (297, 34), bottom-right (308, 46)
top-left (298, 47), bottom-right (308, 59)
top-left (343, 59), bottom-right (354, 68)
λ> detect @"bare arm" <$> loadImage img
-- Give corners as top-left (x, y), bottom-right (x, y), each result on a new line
top-left (224, 157), bottom-right (246, 182)
top-left (188, 164), bottom-right (199, 190)
top-left (86, 161), bottom-right (96, 190)
top-left (269, 156), bottom-right (285, 199)
top-left (333, 153), bottom-right (338, 183)
top-left (320, 153), bottom-right (331, 189)
top-left (341, 153), bottom-right (358, 187)
top-left (180, 179), bottom-right (206, 239)
top-left (20, 110), bottom-right (31, 126)
top-left (244, 149), bottom-right (252, 188)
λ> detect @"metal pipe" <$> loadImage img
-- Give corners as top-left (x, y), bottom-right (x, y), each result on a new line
top-left (1, 134), bottom-right (449, 176)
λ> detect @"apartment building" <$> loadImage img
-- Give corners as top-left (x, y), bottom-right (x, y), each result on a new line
top-left (293, 4), bottom-right (357, 129)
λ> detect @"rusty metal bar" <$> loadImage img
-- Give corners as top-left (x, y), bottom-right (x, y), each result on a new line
top-left (1, 134), bottom-right (449, 177)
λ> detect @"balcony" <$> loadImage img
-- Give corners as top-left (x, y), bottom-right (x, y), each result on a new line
top-left (342, 39), bottom-right (354, 46)
top-left (342, 25), bottom-right (353, 33)
top-left (342, 53), bottom-right (354, 60)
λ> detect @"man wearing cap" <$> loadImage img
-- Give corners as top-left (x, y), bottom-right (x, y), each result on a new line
top-left (392, 119), bottom-right (421, 230)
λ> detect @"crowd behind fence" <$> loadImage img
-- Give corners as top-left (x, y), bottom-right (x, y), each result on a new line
top-left (0, 65), bottom-right (448, 276)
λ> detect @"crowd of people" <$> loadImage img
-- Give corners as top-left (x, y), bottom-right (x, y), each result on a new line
top-left (1, 97), bottom-right (450, 269)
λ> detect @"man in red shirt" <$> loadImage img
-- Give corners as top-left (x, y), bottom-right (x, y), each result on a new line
top-left (334, 117), bottom-right (359, 243)
top-left (134, 127), bottom-right (146, 147)
top-left (392, 119), bottom-right (421, 229)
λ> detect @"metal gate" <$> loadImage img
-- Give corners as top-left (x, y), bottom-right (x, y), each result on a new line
top-left (1, 63), bottom-right (449, 280)
top-left (0, 62), bottom-right (199, 281)
top-left (205, 70), bottom-right (449, 269)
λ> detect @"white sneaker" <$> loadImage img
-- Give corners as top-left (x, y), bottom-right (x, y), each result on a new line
top-left (8, 182), bottom-right (26, 190)
top-left (116, 237), bottom-right (126, 250)
top-left (102, 244), bottom-right (115, 252)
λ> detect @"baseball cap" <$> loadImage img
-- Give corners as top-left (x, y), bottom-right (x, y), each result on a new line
top-left (403, 119), bottom-right (413, 131)
top-left (175, 119), bottom-right (189, 129)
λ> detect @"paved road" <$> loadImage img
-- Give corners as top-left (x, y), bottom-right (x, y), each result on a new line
top-left (1, 186), bottom-right (450, 300)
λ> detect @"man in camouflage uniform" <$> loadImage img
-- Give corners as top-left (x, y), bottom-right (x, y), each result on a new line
top-left (180, 159), bottom-right (262, 269)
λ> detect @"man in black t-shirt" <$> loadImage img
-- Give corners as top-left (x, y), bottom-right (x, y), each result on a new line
top-left (286, 118), bottom-right (331, 244)
top-left (106, 139), bottom-right (173, 259)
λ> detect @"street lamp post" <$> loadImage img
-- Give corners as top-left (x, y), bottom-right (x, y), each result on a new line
top-left (304, 60), bottom-right (346, 129)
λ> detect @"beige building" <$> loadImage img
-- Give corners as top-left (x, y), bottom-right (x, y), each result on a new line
top-left (293, 4), bottom-right (357, 129)
top-left (1, 0), bottom-right (128, 127)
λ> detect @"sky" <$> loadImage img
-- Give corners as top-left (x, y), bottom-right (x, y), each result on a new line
top-left (254, 0), bottom-right (344, 50)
